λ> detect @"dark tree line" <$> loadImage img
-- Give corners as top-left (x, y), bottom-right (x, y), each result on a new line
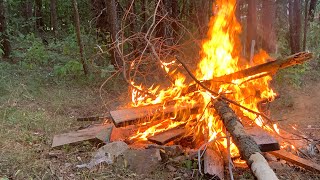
top-left (0, 0), bottom-right (319, 70)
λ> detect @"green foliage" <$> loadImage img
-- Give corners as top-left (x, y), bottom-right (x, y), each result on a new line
top-left (275, 64), bottom-right (310, 88)
top-left (53, 60), bottom-right (84, 77)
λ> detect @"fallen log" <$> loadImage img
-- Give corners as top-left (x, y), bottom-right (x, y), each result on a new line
top-left (270, 149), bottom-right (320, 173)
top-left (186, 52), bottom-right (313, 93)
top-left (213, 98), bottom-right (278, 180)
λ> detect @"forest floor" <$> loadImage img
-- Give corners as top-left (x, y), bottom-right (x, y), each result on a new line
top-left (1, 60), bottom-right (320, 179)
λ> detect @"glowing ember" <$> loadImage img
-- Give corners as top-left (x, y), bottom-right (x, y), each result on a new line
top-left (129, 0), bottom-right (278, 157)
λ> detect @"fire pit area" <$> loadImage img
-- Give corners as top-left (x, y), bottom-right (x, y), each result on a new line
top-left (51, 0), bottom-right (319, 179)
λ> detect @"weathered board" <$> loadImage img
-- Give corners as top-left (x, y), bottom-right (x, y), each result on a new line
top-left (110, 104), bottom-right (196, 127)
top-left (204, 147), bottom-right (224, 179)
top-left (270, 149), bottom-right (320, 172)
top-left (245, 126), bottom-right (280, 152)
top-left (52, 124), bottom-right (113, 147)
top-left (147, 128), bottom-right (185, 145)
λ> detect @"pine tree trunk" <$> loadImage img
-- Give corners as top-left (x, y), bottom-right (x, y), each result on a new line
top-left (246, 0), bottom-right (258, 58)
top-left (141, 0), bottom-right (147, 33)
top-left (72, 0), bottom-right (89, 75)
top-left (21, 0), bottom-right (33, 32)
top-left (171, 0), bottom-right (179, 35)
top-left (308, 0), bottom-right (318, 21)
top-left (106, 0), bottom-right (122, 68)
top-left (303, 0), bottom-right (309, 51)
top-left (35, 0), bottom-right (44, 31)
top-left (289, 0), bottom-right (302, 54)
top-left (50, 0), bottom-right (58, 40)
top-left (261, 0), bottom-right (276, 53)
top-left (0, 0), bottom-right (11, 59)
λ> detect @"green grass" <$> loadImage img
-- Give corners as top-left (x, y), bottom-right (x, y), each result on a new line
top-left (0, 61), bottom-right (128, 179)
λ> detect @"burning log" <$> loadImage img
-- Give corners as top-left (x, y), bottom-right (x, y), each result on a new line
top-left (213, 98), bottom-right (279, 180)
top-left (186, 52), bottom-right (313, 93)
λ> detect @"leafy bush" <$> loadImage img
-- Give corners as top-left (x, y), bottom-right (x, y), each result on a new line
top-left (53, 60), bottom-right (84, 77)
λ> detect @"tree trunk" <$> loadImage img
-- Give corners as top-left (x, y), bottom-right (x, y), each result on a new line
top-left (171, 0), bottom-right (179, 35)
top-left (50, 0), bottom-right (58, 40)
top-left (246, 0), bottom-right (258, 58)
top-left (289, 0), bottom-right (302, 54)
top-left (197, 0), bottom-right (210, 37)
top-left (261, 0), bottom-right (276, 53)
top-left (213, 99), bottom-right (278, 180)
top-left (106, 0), bottom-right (122, 68)
top-left (91, 0), bottom-right (109, 43)
top-left (21, 0), bottom-right (33, 32)
top-left (35, 0), bottom-right (44, 31)
top-left (236, 0), bottom-right (242, 23)
top-left (141, 0), bottom-right (147, 33)
top-left (72, 0), bottom-right (89, 75)
top-left (303, 0), bottom-right (309, 51)
top-left (0, 0), bottom-right (11, 59)
top-left (308, 0), bottom-right (318, 21)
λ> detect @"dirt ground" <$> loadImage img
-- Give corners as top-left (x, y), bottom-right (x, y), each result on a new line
top-left (1, 61), bottom-right (320, 179)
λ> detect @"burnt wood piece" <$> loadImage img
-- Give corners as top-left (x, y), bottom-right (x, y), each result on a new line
top-left (204, 147), bottom-right (224, 179)
top-left (186, 52), bottom-right (313, 93)
top-left (110, 104), bottom-right (197, 127)
top-left (213, 98), bottom-right (278, 179)
top-left (245, 126), bottom-right (280, 152)
top-left (270, 149), bottom-right (320, 173)
top-left (147, 128), bottom-right (185, 145)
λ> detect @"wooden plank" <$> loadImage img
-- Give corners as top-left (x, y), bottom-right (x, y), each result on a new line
top-left (52, 124), bottom-right (113, 147)
top-left (110, 104), bottom-right (196, 127)
top-left (245, 126), bottom-right (280, 152)
top-left (147, 128), bottom-right (185, 145)
top-left (204, 147), bottom-right (224, 179)
top-left (270, 149), bottom-right (320, 172)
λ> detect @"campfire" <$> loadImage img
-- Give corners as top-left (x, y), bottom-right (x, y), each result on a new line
top-left (106, 0), bottom-right (314, 179)
top-left (52, 0), bottom-right (317, 179)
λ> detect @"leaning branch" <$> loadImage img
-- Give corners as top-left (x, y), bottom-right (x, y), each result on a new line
top-left (212, 98), bottom-right (278, 180)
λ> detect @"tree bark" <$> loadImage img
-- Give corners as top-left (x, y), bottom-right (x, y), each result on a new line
top-left (303, 0), bottom-right (309, 51)
top-left (246, 0), bottom-right (258, 57)
top-left (0, 0), bottom-right (11, 59)
top-left (141, 0), bottom-right (147, 33)
top-left (171, 0), bottom-right (179, 35)
top-left (289, 0), bottom-right (302, 54)
top-left (106, 0), bottom-right (122, 68)
top-left (35, 0), bottom-right (44, 31)
top-left (50, 0), bottom-right (58, 40)
top-left (72, 0), bottom-right (89, 75)
top-left (213, 99), bottom-right (278, 180)
top-left (308, 0), bottom-right (318, 21)
top-left (261, 0), bottom-right (276, 53)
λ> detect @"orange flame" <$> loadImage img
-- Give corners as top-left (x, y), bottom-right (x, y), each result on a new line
top-left (129, 0), bottom-right (278, 157)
